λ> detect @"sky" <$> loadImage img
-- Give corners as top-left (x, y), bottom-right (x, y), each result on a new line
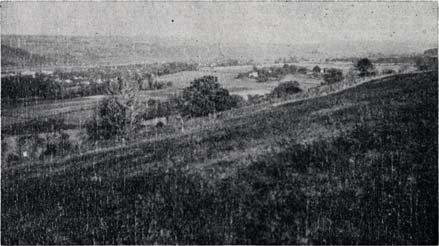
top-left (2, 2), bottom-right (437, 46)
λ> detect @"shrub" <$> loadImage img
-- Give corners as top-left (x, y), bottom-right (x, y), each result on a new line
top-left (143, 99), bottom-right (176, 120)
top-left (382, 68), bottom-right (396, 75)
top-left (355, 58), bottom-right (375, 77)
top-left (345, 68), bottom-right (359, 81)
top-left (270, 81), bottom-right (302, 98)
top-left (415, 56), bottom-right (438, 71)
top-left (229, 94), bottom-right (246, 107)
top-left (43, 131), bottom-right (72, 157)
top-left (247, 94), bottom-right (265, 104)
top-left (323, 68), bottom-right (344, 84)
top-left (297, 67), bottom-right (308, 74)
top-left (312, 66), bottom-right (321, 73)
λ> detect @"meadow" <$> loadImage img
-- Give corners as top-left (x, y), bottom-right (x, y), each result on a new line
top-left (1, 63), bottom-right (322, 142)
top-left (8, 61), bottom-right (400, 131)
top-left (2, 71), bottom-right (437, 244)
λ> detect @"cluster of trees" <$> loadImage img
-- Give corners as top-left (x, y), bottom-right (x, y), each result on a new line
top-left (1, 74), bottom-right (62, 101)
top-left (355, 58), bottom-right (376, 77)
top-left (3, 118), bottom-right (75, 164)
top-left (144, 99), bottom-right (175, 121)
top-left (134, 73), bottom-right (173, 91)
top-left (237, 64), bottom-right (307, 82)
top-left (80, 62), bottom-right (198, 81)
top-left (152, 62), bottom-right (198, 76)
top-left (86, 78), bottom-right (145, 141)
top-left (274, 56), bottom-right (299, 64)
top-left (321, 58), bottom-right (379, 85)
top-left (174, 76), bottom-right (241, 117)
top-left (312, 65), bottom-right (321, 74)
top-left (382, 68), bottom-right (396, 75)
top-left (415, 49), bottom-right (438, 71)
top-left (86, 76), bottom-right (241, 140)
top-left (3, 72), bottom-right (436, 244)
top-left (373, 56), bottom-right (417, 64)
top-left (326, 56), bottom-right (417, 64)
top-left (323, 68), bottom-right (344, 84)
top-left (270, 81), bottom-right (302, 98)
top-left (1, 74), bottom-right (109, 102)
top-left (2, 65), bottom-right (181, 103)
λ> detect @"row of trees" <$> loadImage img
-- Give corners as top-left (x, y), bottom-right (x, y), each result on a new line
top-left (236, 64), bottom-right (308, 82)
top-left (321, 58), bottom-right (377, 85)
top-left (1, 74), bottom-right (109, 102)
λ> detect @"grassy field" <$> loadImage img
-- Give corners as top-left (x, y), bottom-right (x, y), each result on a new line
top-left (290, 61), bottom-right (414, 74)
top-left (1, 64), bottom-right (321, 134)
top-left (157, 65), bottom-right (322, 95)
top-left (2, 71), bottom-right (437, 244)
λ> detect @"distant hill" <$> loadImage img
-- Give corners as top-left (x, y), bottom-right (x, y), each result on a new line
top-left (424, 48), bottom-right (438, 57)
top-left (1, 44), bottom-right (53, 67)
top-left (2, 35), bottom-right (237, 67)
top-left (2, 35), bottom-right (437, 69)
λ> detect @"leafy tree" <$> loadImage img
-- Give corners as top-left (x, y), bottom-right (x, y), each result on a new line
top-left (355, 58), bottom-right (375, 77)
top-left (176, 76), bottom-right (238, 117)
top-left (86, 77), bottom-right (144, 140)
top-left (323, 68), bottom-right (344, 84)
top-left (381, 68), bottom-right (396, 75)
top-left (284, 64), bottom-right (298, 74)
top-left (297, 67), bottom-right (308, 74)
top-left (312, 66), bottom-right (321, 73)
top-left (270, 81), bottom-right (302, 98)
top-left (415, 56), bottom-right (438, 71)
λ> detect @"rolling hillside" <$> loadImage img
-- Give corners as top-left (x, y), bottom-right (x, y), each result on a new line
top-left (1, 44), bottom-right (53, 67)
top-left (2, 35), bottom-right (435, 69)
top-left (2, 72), bottom-right (437, 244)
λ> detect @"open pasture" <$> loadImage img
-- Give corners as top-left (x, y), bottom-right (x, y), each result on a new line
top-left (157, 65), bottom-right (323, 97)
top-left (293, 61), bottom-right (415, 74)
top-left (1, 96), bottom-right (102, 128)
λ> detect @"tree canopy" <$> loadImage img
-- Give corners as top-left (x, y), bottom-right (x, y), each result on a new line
top-left (177, 76), bottom-right (239, 117)
top-left (323, 68), bottom-right (344, 84)
top-left (355, 58), bottom-right (375, 77)
top-left (312, 66), bottom-right (321, 73)
top-left (86, 77), bottom-right (144, 140)
top-left (270, 81), bottom-right (302, 98)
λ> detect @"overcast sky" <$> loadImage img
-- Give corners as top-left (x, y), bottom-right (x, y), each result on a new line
top-left (2, 2), bottom-right (437, 46)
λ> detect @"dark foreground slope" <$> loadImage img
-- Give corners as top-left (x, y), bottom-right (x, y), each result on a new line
top-left (2, 72), bottom-right (438, 244)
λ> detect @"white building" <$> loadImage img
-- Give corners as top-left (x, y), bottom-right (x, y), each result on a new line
top-left (249, 71), bottom-right (259, 78)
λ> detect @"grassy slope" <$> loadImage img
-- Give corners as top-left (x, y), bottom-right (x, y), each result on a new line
top-left (2, 72), bottom-right (437, 244)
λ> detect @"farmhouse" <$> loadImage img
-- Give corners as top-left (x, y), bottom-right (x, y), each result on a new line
top-left (41, 70), bottom-right (53, 75)
top-left (249, 71), bottom-right (259, 78)
top-left (21, 71), bottom-right (36, 77)
top-left (141, 116), bottom-right (168, 128)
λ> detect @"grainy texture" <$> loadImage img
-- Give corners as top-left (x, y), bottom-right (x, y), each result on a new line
top-left (1, 2), bottom-right (438, 245)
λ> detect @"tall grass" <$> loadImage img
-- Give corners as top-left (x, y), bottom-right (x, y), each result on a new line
top-left (2, 71), bottom-right (437, 244)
